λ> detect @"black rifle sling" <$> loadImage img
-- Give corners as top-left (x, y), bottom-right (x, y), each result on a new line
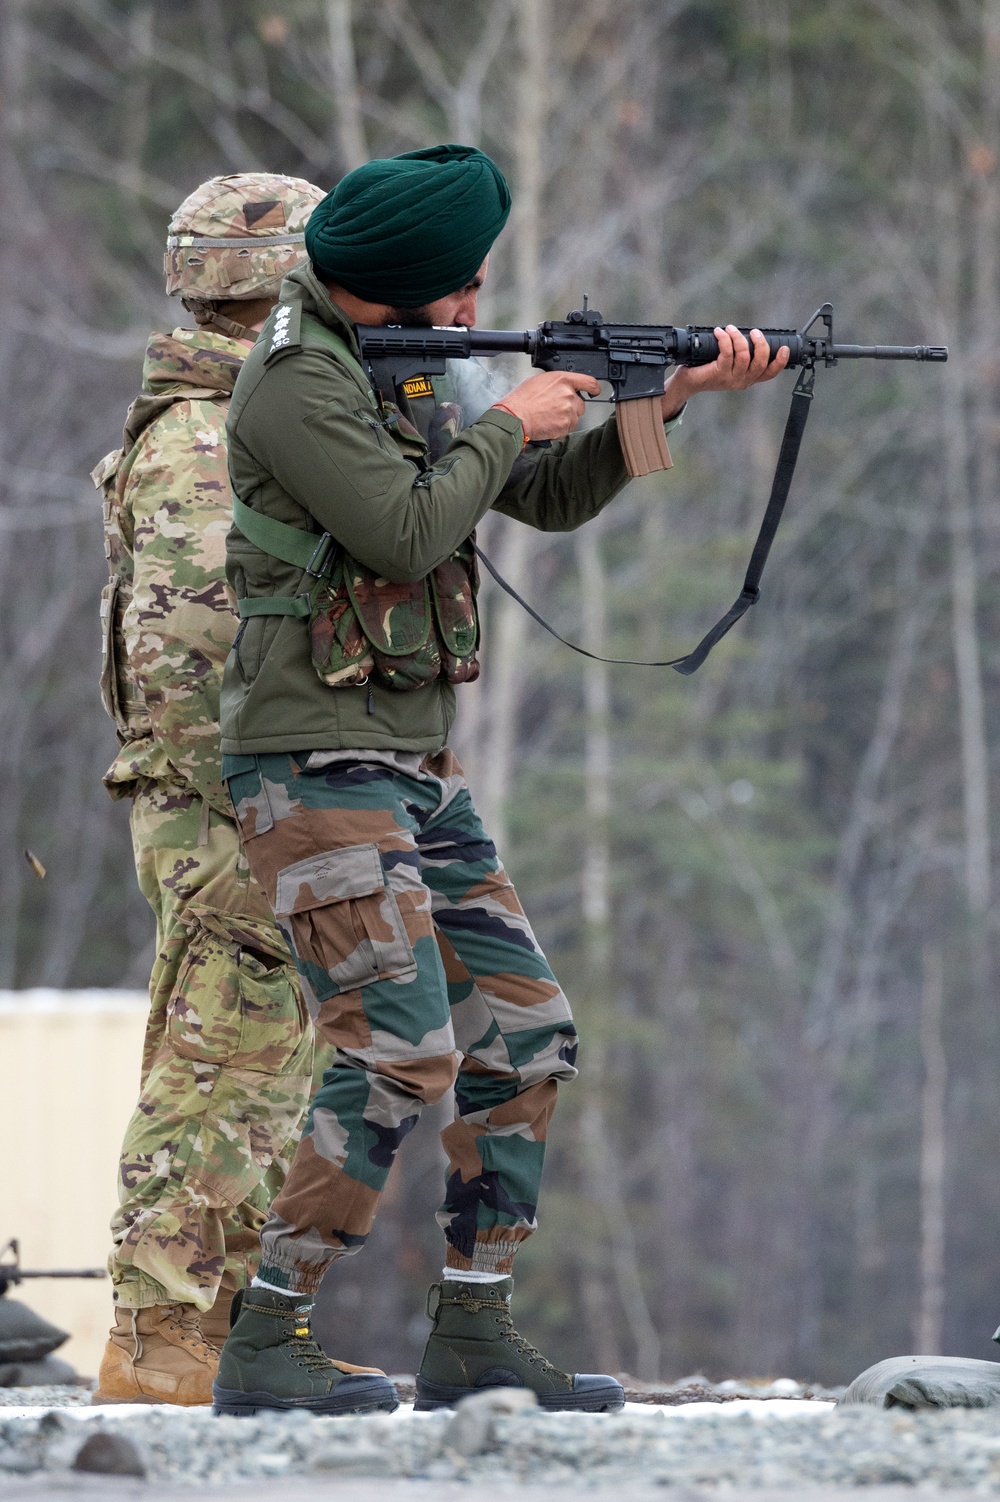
top-left (475, 365), bottom-right (816, 674)
top-left (671, 366), bottom-right (814, 674)
top-left (473, 543), bottom-right (687, 666)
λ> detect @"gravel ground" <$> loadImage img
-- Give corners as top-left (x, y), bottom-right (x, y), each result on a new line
top-left (4, 1481), bottom-right (996, 1502)
top-left (5, 1396), bottom-right (1000, 1491)
top-left (620, 1375), bottom-right (846, 1405)
top-left (1, 1481), bottom-right (995, 1502)
top-left (0, 1387), bottom-right (94, 1409)
top-left (0, 1374), bottom-right (845, 1408)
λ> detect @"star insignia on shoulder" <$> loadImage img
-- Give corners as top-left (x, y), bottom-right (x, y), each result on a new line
top-left (269, 304), bottom-right (294, 354)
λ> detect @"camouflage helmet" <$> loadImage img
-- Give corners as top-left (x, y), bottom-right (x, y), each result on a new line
top-left (164, 173), bottom-right (326, 301)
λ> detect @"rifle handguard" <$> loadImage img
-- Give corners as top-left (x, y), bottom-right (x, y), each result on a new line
top-left (616, 395), bottom-right (673, 477)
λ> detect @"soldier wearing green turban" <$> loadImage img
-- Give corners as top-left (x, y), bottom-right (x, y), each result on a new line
top-left (305, 143), bottom-right (512, 307)
top-left (212, 144), bottom-right (788, 1418)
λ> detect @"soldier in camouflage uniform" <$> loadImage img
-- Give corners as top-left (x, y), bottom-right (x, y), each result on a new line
top-left (210, 146), bottom-right (787, 1420)
top-left (91, 174), bottom-right (330, 1407)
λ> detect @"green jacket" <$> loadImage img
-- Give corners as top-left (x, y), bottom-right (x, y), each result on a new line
top-left (220, 261), bottom-right (634, 755)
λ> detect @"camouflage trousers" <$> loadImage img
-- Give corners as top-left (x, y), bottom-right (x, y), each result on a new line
top-left (223, 748), bottom-right (579, 1293)
top-left (109, 780), bottom-right (315, 1310)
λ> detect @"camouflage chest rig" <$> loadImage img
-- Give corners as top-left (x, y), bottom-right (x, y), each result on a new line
top-left (235, 303), bottom-right (480, 692)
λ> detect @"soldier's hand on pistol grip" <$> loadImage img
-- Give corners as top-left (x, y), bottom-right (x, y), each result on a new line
top-left (493, 370), bottom-right (603, 442)
top-left (662, 325), bottom-right (791, 419)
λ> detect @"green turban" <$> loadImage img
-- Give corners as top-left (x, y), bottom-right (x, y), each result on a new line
top-left (305, 144), bottom-right (511, 307)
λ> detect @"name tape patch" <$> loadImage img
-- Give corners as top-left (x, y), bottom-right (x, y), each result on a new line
top-left (401, 375), bottom-right (435, 400)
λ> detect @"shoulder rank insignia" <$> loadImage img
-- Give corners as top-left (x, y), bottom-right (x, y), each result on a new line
top-left (264, 301), bottom-right (302, 364)
top-left (401, 374), bottom-right (435, 400)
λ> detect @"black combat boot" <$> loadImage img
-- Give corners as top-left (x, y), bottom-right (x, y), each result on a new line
top-left (212, 1287), bottom-right (398, 1416)
top-left (415, 1277), bottom-right (624, 1411)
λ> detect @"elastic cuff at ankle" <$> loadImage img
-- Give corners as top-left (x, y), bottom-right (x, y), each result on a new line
top-left (442, 1267), bottom-right (508, 1284)
top-left (110, 1271), bottom-right (176, 1311)
top-left (444, 1239), bottom-right (520, 1276)
top-left (256, 1261), bottom-right (327, 1297)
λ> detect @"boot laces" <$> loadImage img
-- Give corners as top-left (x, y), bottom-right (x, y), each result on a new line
top-left (493, 1305), bottom-right (557, 1373)
top-left (163, 1303), bottom-right (214, 1359)
top-left (286, 1311), bottom-right (338, 1373)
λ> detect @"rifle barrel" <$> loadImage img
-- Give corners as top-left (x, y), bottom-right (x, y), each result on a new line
top-left (829, 343), bottom-right (948, 361)
top-left (465, 329), bottom-right (949, 364)
top-left (6, 1268), bottom-right (107, 1280)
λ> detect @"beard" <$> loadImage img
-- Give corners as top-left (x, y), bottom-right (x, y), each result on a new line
top-left (384, 303), bottom-right (436, 327)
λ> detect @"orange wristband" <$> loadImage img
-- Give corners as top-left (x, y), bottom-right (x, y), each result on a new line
top-left (491, 402), bottom-right (529, 449)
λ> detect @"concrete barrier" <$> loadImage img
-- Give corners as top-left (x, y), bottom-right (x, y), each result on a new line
top-left (0, 990), bottom-right (148, 1378)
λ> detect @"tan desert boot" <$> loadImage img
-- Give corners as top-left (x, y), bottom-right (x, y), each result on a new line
top-left (91, 1303), bottom-right (218, 1405)
top-left (197, 1271), bottom-right (240, 1354)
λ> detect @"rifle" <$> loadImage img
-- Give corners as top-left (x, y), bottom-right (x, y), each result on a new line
top-left (0, 1238), bottom-right (106, 1298)
top-left (356, 302), bottom-right (948, 673)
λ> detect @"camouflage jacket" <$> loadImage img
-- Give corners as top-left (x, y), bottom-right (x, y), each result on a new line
top-left (93, 327), bottom-right (246, 812)
top-left (222, 264), bottom-right (635, 757)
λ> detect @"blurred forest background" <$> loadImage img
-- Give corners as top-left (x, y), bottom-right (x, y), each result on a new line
top-left (2, 0), bottom-right (999, 1386)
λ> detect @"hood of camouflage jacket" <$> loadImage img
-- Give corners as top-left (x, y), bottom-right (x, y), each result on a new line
top-left (124, 326), bottom-right (246, 453)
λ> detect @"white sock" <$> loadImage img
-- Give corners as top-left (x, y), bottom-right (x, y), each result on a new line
top-left (442, 1267), bottom-right (508, 1284)
top-left (250, 1276), bottom-right (306, 1299)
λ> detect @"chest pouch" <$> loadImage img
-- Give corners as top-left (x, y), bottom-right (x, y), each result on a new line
top-left (308, 539), bottom-right (480, 691)
top-left (233, 487), bottom-right (481, 694)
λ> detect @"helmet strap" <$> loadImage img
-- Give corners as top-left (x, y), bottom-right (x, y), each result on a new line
top-left (182, 297), bottom-right (276, 340)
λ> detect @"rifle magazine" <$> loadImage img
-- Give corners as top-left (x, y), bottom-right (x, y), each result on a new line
top-left (616, 395), bottom-right (672, 476)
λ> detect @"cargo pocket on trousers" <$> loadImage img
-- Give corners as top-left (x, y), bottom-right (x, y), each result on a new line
top-left (167, 921), bottom-right (307, 1071)
top-left (272, 842), bottom-right (418, 993)
top-left (166, 925), bottom-right (243, 1063)
top-left (231, 946), bottom-right (310, 1074)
